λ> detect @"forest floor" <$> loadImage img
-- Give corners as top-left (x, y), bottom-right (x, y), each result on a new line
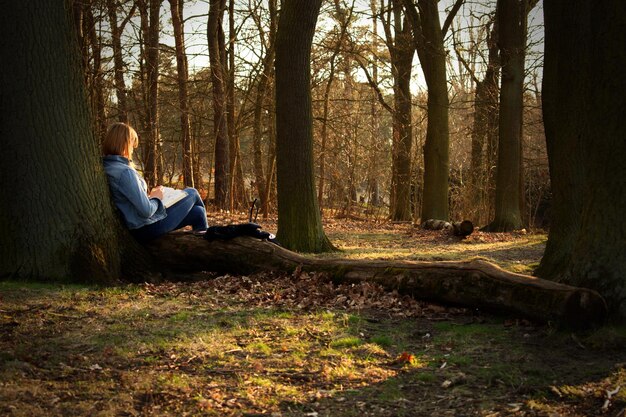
top-left (1, 214), bottom-right (626, 416)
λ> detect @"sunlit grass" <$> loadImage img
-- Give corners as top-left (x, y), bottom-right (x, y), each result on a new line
top-left (314, 229), bottom-right (548, 273)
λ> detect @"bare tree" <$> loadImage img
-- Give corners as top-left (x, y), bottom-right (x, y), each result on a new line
top-left (208, 0), bottom-right (230, 209)
top-left (106, 0), bottom-right (136, 122)
top-left (168, 0), bottom-right (194, 187)
top-left (403, 0), bottom-right (464, 221)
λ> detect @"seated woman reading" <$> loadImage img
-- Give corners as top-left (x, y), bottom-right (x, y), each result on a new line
top-left (102, 122), bottom-right (208, 241)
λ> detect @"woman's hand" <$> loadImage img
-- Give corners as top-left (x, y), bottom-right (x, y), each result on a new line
top-left (149, 185), bottom-right (164, 200)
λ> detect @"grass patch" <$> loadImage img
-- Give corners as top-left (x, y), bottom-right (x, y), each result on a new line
top-left (370, 335), bottom-right (393, 347)
top-left (330, 336), bottom-right (362, 349)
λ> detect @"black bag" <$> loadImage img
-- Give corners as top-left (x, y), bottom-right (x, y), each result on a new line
top-left (203, 199), bottom-right (279, 245)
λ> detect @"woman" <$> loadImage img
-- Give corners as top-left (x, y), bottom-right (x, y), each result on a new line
top-left (102, 122), bottom-right (208, 241)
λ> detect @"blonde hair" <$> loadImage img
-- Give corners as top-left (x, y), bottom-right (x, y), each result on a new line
top-left (102, 122), bottom-right (138, 158)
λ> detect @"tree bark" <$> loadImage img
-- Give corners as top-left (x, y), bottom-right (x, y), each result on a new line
top-left (388, 2), bottom-right (414, 222)
top-left (537, 0), bottom-right (626, 320)
top-left (140, 0), bottom-right (162, 189)
top-left (145, 233), bottom-right (607, 327)
top-left (208, 0), bottom-right (230, 209)
top-left (0, 1), bottom-right (122, 283)
top-left (378, 0), bottom-right (413, 222)
top-left (484, 0), bottom-right (532, 232)
top-left (252, 0), bottom-right (277, 204)
top-left (275, 0), bottom-right (334, 252)
top-left (226, 0), bottom-right (246, 210)
top-left (169, 0), bottom-right (194, 187)
top-left (465, 16), bottom-right (500, 226)
top-left (403, 0), bottom-right (457, 222)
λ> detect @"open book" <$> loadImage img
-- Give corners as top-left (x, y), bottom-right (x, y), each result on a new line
top-left (161, 187), bottom-right (187, 208)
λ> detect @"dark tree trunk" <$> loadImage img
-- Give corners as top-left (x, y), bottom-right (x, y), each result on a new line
top-left (169, 0), bottom-right (194, 187)
top-left (275, 0), bottom-right (334, 252)
top-left (485, 0), bottom-right (532, 232)
top-left (537, 0), bottom-right (626, 321)
top-left (208, 0), bottom-right (230, 209)
top-left (145, 234), bottom-right (607, 327)
top-left (0, 1), bottom-right (148, 284)
top-left (140, 0), bottom-right (162, 189)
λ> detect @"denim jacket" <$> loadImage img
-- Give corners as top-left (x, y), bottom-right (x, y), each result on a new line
top-left (102, 155), bottom-right (166, 229)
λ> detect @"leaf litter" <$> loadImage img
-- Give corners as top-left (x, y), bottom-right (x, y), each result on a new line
top-left (1, 217), bottom-right (626, 416)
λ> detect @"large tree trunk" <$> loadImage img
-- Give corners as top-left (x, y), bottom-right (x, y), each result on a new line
top-left (537, 1), bottom-right (626, 321)
top-left (485, 0), bottom-right (533, 232)
top-left (0, 1), bottom-right (124, 283)
top-left (169, 0), bottom-right (194, 187)
top-left (208, 0), bottom-right (230, 209)
top-left (418, 0), bottom-right (450, 222)
top-left (403, 0), bottom-right (455, 222)
top-left (275, 0), bottom-right (334, 252)
top-left (145, 234), bottom-right (607, 327)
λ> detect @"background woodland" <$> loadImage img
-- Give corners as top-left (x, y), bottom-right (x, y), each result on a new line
top-left (74, 0), bottom-right (547, 228)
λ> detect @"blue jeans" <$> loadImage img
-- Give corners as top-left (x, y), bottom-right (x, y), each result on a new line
top-left (131, 187), bottom-right (208, 242)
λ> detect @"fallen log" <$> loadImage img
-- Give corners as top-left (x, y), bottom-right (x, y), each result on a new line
top-left (144, 233), bottom-right (607, 327)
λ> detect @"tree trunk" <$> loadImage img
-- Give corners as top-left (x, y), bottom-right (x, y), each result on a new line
top-left (106, 0), bottom-right (130, 122)
top-left (380, 0), bottom-right (413, 222)
top-left (317, 58), bottom-right (336, 210)
top-left (403, 0), bottom-right (453, 222)
top-left (275, 0), bottom-right (334, 252)
top-left (145, 234), bottom-right (607, 327)
top-left (252, 0), bottom-right (277, 203)
top-left (485, 0), bottom-right (529, 232)
top-left (226, 0), bottom-right (246, 210)
top-left (169, 0), bottom-right (194, 187)
top-left (0, 1), bottom-right (123, 283)
top-left (389, 5), bottom-right (414, 221)
top-left (141, 0), bottom-right (162, 189)
top-left (469, 18), bottom-right (500, 226)
top-left (208, 0), bottom-right (230, 209)
top-left (85, 2), bottom-right (107, 143)
top-left (537, 0), bottom-right (626, 321)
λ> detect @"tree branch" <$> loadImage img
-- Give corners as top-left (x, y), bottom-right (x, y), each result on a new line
top-left (442, 0), bottom-right (464, 36)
